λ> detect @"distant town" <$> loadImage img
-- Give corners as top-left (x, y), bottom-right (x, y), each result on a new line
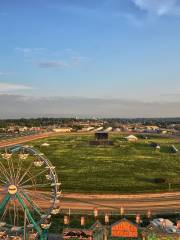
top-left (1, 118), bottom-right (180, 140)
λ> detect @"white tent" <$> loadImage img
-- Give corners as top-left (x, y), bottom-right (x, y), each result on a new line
top-left (41, 143), bottom-right (50, 147)
top-left (125, 135), bottom-right (138, 141)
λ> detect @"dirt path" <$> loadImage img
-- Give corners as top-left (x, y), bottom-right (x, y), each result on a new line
top-left (0, 132), bottom-right (94, 148)
top-left (59, 191), bottom-right (180, 214)
top-left (20, 191), bottom-right (180, 214)
top-left (0, 189), bottom-right (179, 214)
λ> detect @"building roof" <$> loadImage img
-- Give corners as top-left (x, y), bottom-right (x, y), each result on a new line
top-left (110, 218), bottom-right (138, 228)
top-left (110, 218), bottom-right (138, 238)
top-left (63, 229), bottom-right (93, 239)
top-left (95, 131), bottom-right (108, 134)
top-left (151, 218), bottom-right (174, 227)
top-left (90, 220), bottom-right (104, 231)
top-left (150, 218), bottom-right (180, 234)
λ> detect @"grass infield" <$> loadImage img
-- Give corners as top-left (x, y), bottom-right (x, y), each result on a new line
top-left (26, 133), bottom-right (180, 193)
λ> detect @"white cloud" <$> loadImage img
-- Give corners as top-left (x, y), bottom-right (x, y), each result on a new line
top-left (0, 71), bottom-right (13, 77)
top-left (0, 83), bottom-right (32, 92)
top-left (120, 13), bottom-right (144, 26)
top-left (15, 47), bottom-right (45, 56)
top-left (0, 72), bottom-right (7, 76)
top-left (71, 56), bottom-right (91, 65)
top-left (132, 0), bottom-right (180, 16)
top-left (15, 47), bottom-right (90, 68)
top-left (38, 60), bottom-right (68, 68)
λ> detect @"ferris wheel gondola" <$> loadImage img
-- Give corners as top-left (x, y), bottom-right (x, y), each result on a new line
top-left (51, 207), bottom-right (61, 215)
top-left (0, 145), bottom-right (61, 240)
top-left (18, 153), bottom-right (29, 160)
top-left (1, 153), bottom-right (12, 160)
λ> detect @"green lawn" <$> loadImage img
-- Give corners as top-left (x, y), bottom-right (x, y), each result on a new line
top-left (26, 134), bottom-right (180, 194)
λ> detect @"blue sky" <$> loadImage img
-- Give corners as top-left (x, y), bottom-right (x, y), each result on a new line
top-left (1, 0), bottom-right (180, 117)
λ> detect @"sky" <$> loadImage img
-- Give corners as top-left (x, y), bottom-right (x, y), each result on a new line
top-left (1, 0), bottom-right (180, 118)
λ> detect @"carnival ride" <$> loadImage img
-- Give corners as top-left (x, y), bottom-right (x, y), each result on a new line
top-left (0, 145), bottom-right (61, 240)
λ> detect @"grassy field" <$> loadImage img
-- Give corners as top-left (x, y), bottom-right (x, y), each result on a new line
top-left (26, 133), bottom-right (180, 194)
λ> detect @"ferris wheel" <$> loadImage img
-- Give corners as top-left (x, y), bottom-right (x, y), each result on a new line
top-left (0, 145), bottom-right (61, 240)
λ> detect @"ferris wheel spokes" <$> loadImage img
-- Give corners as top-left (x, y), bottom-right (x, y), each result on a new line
top-left (10, 156), bottom-right (16, 183)
top-left (6, 156), bottom-right (15, 184)
top-left (0, 161), bottom-right (11, 183)
top-left (17, 161), bottom-right (34, 186)
top-left (20, 183), bottom-right (51, 190)
top-left (0, 145), bottom-right (61, 240)
top-left (0, 177), bottom-right (8, 185)
top-left (19, 190), bottom-right (42, 217)
top-left (19, 169), bottom-right (48, 187)
top-left (14, 156), bottom-right (23, 185)
top-left (24, 191), bottom-right (55, 203)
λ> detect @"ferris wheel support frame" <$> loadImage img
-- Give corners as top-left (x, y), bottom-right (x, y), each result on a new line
top-left (0, 194), bottom-right (10, 216)
top-left (0, 192), bottom-right (45, 240)
top-left (16, 193), bottom-right (43, 239)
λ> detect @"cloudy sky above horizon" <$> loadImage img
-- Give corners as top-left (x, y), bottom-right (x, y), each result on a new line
top-left (1, 0), bottom-right (180, 117)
